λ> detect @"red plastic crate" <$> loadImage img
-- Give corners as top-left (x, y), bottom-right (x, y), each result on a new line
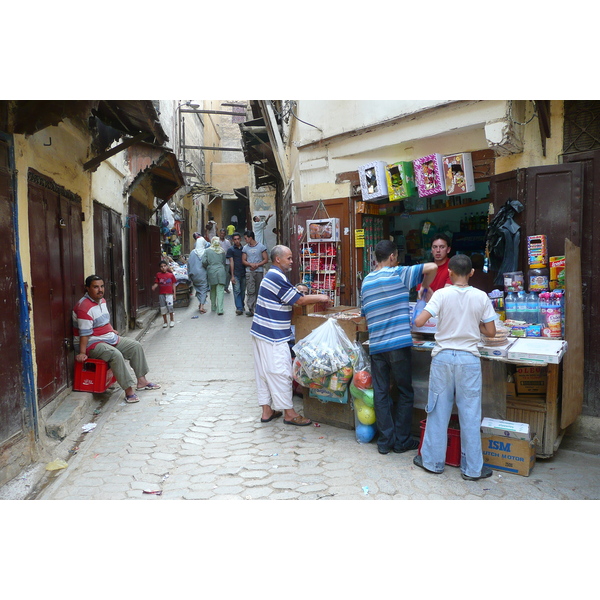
top-left (73, 359), bottom-right (117, 393)
top-left (418, 417), bottom-right (461, 467)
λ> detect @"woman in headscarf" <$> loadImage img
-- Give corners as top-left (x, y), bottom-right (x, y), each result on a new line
top-left (188, 233), bottom-right (210, 313)
top-left (202, 236), bottom-right (227, 315)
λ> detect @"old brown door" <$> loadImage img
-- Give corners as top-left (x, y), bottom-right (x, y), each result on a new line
top-left (28, 171), bottom-right (84, 407)
top-left (0, 137), bottom-right (27, 447)
top-left (291, 198), bottom-right (354, 306)
top-left (94, 202), bottom-right (126, 333)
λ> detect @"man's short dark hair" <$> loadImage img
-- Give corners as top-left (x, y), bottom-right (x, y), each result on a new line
top-left (232, 232), bottom-right (241, 239)
top-left (244, 230), bottom-right (255, 240)
top-left (159, 260), bottom-right (168, 267)
top-left (374, 240), bottom-right (397, 263)
top-left (432, 233), bottom-right (451, 247)
top-left (85, 274), bottom-right (103, 288)
top-left (448, 254), bottom-right (472, 276)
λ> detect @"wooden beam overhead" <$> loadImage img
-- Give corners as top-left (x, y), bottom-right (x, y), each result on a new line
top-left (83, 132), bottom-right (150, 171)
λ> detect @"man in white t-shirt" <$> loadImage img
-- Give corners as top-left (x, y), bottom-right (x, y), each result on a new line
top-left (413, 254), bottom-right (497, 482)
top-left (252, 213), bottom-right (272, 246)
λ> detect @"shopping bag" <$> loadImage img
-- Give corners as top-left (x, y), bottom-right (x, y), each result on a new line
top-left (292, 318), bottom-right (358, 380)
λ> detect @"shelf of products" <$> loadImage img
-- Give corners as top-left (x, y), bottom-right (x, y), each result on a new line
top-left (299, 241), bottom-right (340, 306)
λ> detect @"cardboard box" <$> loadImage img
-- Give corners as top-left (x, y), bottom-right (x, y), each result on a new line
top-left (306, 218), bottom-right (340, 242)
top-left (514, 366), bottom-right (547, 395)
top-left (481, 435), bottom-right (536, 476)
top-left (442, 152), bottom-right (475, 195)
top-left (358, 161), bottom-right (389, 202)
top-left (507, 338), bottom-right (567, 364)
top-left (481, 417), bottom-right (531, 441)
top-left (413, 153), bottom-right (445, 197)
top-left (478, 339), bottom-right (515, 358)
top-left (385, 161), bottom-right (416, 200)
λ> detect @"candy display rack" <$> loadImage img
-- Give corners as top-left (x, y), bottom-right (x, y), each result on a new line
top-left (299, 241), bottom-right (340, 306)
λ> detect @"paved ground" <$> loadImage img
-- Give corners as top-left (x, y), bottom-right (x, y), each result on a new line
top-left (25, 292), bottom-right (600, 501)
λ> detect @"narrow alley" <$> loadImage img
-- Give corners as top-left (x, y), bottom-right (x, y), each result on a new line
top-left (25, 292), bottom-right (600, 502)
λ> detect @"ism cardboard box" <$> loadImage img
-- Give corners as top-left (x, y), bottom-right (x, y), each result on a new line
top-left (481, 417), bottom-right (535, 476)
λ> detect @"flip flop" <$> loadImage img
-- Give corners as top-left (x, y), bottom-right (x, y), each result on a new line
top-left (283, 415), bottom-right (312, 426)
top-left (136, 383), bottom-right (161, 391)
top-left (125, 394), bottom-right (140, 404)
top-left (260, 410), bottom-right (283, 423)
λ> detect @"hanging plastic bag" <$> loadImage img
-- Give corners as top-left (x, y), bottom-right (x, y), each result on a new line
top-left (292, 318), bottom-right (358, 380)
top-left (349, 343), bottom-right (374, 408)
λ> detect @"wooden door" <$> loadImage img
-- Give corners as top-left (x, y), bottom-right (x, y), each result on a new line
top-left (0, 137), bottom-right (26, 447)
top-left (94, 202), bottom-right (126, 333)
top-left (291, 198), bottom-right (354, 306)
top-left (28, 173), bottom-right (83, 407)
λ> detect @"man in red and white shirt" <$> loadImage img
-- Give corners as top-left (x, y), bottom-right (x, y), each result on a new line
top-left (73, 275), bottom-right (161, 403)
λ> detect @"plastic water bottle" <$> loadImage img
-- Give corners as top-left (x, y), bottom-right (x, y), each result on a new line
top-left (505, 292), bottom-right (517, 321)
top-left (526, 291), bottom-right (540, 324)
top-left (516, 291), bottom-right (527, 322)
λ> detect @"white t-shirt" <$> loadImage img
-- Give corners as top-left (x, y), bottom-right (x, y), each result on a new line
top-left (424, 285), bottom-right (497, 357)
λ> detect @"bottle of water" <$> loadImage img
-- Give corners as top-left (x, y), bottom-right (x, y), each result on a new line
top-left (516, 291), bottom-right (527, 322)
top-left (526, 291), bottom-right (540, 324)
top-left (505, 292), bottom-right (517, 321)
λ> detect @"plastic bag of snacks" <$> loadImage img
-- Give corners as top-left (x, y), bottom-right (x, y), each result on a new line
top-left (292, 318), bottom-right (358, 380)
top-left (349, 344), bottom-right (377, 443)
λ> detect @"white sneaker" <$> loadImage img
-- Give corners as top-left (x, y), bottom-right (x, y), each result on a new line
top-left (169, 321), bottom-right (175, 328)
top-left (162, 323), bottom-right (168, 328)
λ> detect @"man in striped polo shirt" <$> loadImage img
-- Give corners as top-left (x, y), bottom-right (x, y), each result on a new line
top-left (360, 240), bottom-right (437, 455)
top-left (73, 275), bottom-right (160, 404)
top-left (250, 245), bottom-right (331, 426)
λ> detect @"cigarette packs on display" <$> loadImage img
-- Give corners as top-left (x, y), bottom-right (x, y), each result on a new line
top-left (306, 218), bottom-right (340, 242)
top-left (385, 161), bottom-right (416, 200)
top-left (413, 153), bottom-right (445, 197)
top-left (442, 152), bottom-right (475, 195)
top-left (358, 161), bottom-right (389, 202)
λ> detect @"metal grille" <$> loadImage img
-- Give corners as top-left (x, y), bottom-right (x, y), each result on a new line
top-left (563, 100), bottom-right (600, 154)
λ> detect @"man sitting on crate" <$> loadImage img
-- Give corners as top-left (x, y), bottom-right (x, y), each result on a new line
top-left (72, 275), bottom-right (161, 404)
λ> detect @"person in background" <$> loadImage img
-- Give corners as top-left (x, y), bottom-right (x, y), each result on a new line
top-left (218, 228), bottom-right (233, 293)
top-left (202, 237), bottom-right (227, 315)
top-left (361, 240), bottom-right (438, 455)
top-left (73, 275), bottom-right (160, 404)
top-left (188, 233), bottom-right (210, 314)
top-left (250, 245), bottom-right (331, 426)
top-left (418, 233), bottom-right (452, 302)
top-left (227, 232), bottom-right (246, 315)
top-left (252, 213), bottom-right (272, 247)
top-left (206, 217), bottom-right (217, 241)
top-left (413, 254), bottom-right (497, 481)
top-left (242, 230), bottom-right (268, 317)
top-left (226, 222), bottom-right (236, 240)
top-left (152, 260), bottom-right (181, 328)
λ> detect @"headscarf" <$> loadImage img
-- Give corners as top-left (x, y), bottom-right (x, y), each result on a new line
top-left (210, 236), bottom-right (224, 254)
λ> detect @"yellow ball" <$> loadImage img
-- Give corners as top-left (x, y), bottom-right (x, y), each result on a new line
top-left (357, 402), bottom-right (376, 425)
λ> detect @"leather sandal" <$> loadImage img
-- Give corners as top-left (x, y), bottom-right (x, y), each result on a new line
top-left (283, 415), bottom-right (312, 426)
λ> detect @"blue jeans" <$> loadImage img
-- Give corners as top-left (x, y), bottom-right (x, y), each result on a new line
top-left (232, 274), bottom-right (246, 311)
top-left (421, 349), bottom-right (483, 477)
top-left (370, 347), bottom-right (415, 452)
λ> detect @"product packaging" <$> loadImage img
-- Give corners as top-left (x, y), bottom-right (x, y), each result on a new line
top-left (503, 271), bottom-right (524, 292)
top-left (358, 161), bottom-right (389, 202)
top-left (549, 256), bottom-right (566, 290)
top-left (385, 161), bottom-right (416, 200)
top-left (413, 153), bottom-right (445, 197)
top-left (442, 152), bottom-right (475, 195)
top-left (527, 235), bottom-right (548, 267)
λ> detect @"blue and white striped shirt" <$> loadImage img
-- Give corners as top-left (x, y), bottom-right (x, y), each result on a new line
top-left (250, 267), bottom-right (302, 343)
top-left (360, 264), bottom-right (423, 355)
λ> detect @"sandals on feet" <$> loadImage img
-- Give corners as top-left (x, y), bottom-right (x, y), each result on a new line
top-left (283, 415), bottom-right (312, 426)
top-left (125, 394), bottom-right (140, 403)
top-left (261, 410), bottom-right (283, 423)
top-left (136, 383), bottom-right (161, 391)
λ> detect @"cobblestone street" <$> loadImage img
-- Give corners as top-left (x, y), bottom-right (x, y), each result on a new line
top-left (29, 292), bottom-right (600, 502)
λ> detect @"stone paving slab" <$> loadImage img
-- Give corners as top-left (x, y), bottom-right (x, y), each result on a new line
top-left (33, 293), bottom-right (600, 502)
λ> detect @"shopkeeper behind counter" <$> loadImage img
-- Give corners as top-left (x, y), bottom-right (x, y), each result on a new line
top-left (417, 233), bottom-right (452, 302)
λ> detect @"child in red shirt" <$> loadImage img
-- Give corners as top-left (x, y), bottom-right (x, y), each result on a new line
top-left (152, 260), bottom-right (180, 328)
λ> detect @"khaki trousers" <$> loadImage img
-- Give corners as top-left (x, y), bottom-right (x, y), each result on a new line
top-left (88, 337), bottom-right (149, 391)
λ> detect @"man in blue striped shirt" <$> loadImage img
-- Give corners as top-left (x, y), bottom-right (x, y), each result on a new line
top-left (251, 245), bottom-right (331, 426)
top-left (361, 240), bottom-right (437, 454)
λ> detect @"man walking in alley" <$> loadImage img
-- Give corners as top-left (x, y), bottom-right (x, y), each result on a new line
top-left (242, 229), bottom-right (268, 317)
top-left (73, 275), bottom-right (160, 404)
top-left (227, 232), bottom-right (246, 315)
top-left (361, 240), bottom-right (437, 455)
top-left (250, 245), bottom-right (331, 426)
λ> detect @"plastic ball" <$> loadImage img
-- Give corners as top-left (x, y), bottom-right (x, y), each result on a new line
top-left (355, 422), bottom-right (376, 443)
top-left (356, 402), bottom-right (376, 425)
top-left (361, 388), bottom-right (374, 408)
